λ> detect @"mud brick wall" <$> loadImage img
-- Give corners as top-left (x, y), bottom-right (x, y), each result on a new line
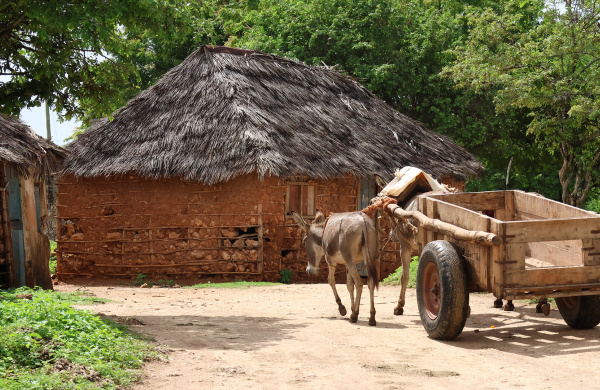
top-left (56, 174), bottom-right (401, 283)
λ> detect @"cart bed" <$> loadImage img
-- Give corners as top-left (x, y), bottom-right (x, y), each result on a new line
top-left (417, 190), bottom-right (600, 300)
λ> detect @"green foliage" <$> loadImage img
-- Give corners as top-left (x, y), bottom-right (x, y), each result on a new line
top-left (0, 0), bottom-right (228, 126)
top-left (585, 188), bottom-right (600, 214)
top-left (133, 274), bottom-right (147, 286)
top-left (0, 287), bottom-right (159, 389)
top-left (49, 241), bottom-right (57, 275)
top-left (445, 0), bottom-right (600, 206)
top-left (133, 274), bottom-right (174, 287)
top-left (465, 163), bottom-right (562, 200)
top-left (382, 257), bottom-right (418, 288)
top-left (218, 0), bottom-right (551, 195)
top-left (186, 281), bottom-right (278, 289)
top-left (279, 269), bottom-right (293, 284)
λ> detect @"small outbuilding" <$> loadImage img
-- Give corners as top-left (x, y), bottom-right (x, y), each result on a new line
top-left (57, 45), bottom-right (481, 283)
top-left (0, 114), bottom-right (67, 288)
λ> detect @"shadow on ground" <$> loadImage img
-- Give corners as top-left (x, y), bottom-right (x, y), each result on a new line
top-left (410, 304), bottom-right (600, 358)
top-left (102, 314), bottom-right (304, 352)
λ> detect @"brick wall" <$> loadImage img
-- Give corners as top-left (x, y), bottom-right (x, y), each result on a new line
top-left (56, 173), bottom-right (401, 283)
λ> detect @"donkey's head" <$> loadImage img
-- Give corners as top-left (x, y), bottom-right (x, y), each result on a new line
top-left (290, 211), bottom-right (326, 276)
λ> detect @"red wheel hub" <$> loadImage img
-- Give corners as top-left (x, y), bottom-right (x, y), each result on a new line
top-left (562, 296), bottom-right (579, 310)
top-left (423, 262), bottom-right (441, 319)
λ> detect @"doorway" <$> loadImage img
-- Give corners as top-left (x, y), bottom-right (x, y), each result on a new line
top-left (5, 166), bottom-right (26, 286)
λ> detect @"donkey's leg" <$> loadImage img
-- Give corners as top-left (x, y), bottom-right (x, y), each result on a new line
top-left (504, 299), bottom-right (515, 311)
top-left (367, 274), bottom-right (376, 326)
top-left (346, 269), bottom-right (355, 318)
top-left (328, 265), bottom-right (346, 316)
top-left (394, 237), bottom-right (412, 315)
top-left (347, 265), bottom-right (363, 323)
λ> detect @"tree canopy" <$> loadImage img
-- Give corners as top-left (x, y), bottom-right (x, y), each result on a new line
top-left (221, 0), bottom-right (560, 197)
top-left (3, 0), bottom-right (593, 205)
top-left (444, 0), bottom-right (600, 206)
top-left (0, 0), bottom-right (225, 125)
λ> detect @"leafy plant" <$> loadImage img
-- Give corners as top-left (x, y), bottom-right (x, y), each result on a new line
top-left (133, 274), bottom-right (147, 286)
top-left (279, 270), bottom-right (293, 285)
top-left (155, 279), bottom-right (175, 287)
top-left (382, 257), bottom-right (418, 288)
top-left (186, 281), bottom-right (278, 289)
top-left (0, 287), bottom-right (160, 389)
top-left (445, 0), bottom-right (600, 206)
top-left (49, 240), bottom-right (57, 275)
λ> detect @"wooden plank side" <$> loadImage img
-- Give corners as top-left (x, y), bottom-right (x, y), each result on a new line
top-left (490, 220), bottom-right (506, 297)
top-left (424, 197), bottom-right (437, 245)
top-left (434, 200), bottom-right (492, 232)
top-left (503, 242), bottom-right (526, 288)
top-left (416, 196), bottom-right (428, 254)
top-left (582, 238), bottom-right (600, 266)
top-left (503, 191), bottom-right (515, 222)
top-left (427, 191), bottom-right (505, 213)
top-left (504, 218), bottom-right (600, 243)
top-left (506, 266), bottom-right (600, 288)
top-left (526, 240), bottom-right (581, 267)
top-left (513, 190), bottom-right (596, 219)
top-left (429, 198), bottom-right (490, 291)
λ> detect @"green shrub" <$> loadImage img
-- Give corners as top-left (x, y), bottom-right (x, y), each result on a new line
top-left (133, 273), bottom-right (147, 286)
top-left (49, 241), bottom-right (57, 275)
top-left (0, 287), bottom-right (160, 389)
top-left (382, 257), bottom-right (418, 288)
top-left (279, 269), bottom-right (293, 284)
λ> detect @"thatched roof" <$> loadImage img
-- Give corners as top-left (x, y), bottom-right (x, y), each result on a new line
top-left (62, 45), bottom-right (482, 183)
top-left (0, 114), bottom-right (67, 178)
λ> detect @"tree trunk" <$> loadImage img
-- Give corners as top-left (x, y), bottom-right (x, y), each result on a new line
top-left (558, 142), bottom-right (598, 208)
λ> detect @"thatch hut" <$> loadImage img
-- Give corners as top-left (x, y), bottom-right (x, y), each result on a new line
top-left (0, 114), bottom-right (67, 288)
top-left (57, 45), bottom-right (481, 283)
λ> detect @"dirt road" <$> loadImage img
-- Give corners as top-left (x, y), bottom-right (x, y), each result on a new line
top-left (59, 283), bottom-right (600, 389)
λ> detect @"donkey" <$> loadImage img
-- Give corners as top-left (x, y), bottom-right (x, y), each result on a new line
top-left (291, 210), bottom-right (380, 326)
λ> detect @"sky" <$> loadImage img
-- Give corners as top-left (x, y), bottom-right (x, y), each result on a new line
top-left (20, 106), bottom-right (81, 146)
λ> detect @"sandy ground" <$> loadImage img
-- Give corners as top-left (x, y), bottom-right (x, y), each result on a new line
top-left (57, 283), bottom-right (600, 390)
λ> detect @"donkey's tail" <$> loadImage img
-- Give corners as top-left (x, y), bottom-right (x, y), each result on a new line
top-left (362, 230), bottom-right (380, 290)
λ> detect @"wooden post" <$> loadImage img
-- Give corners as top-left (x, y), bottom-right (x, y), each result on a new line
top-left (0, 162), bottom-right (15, 286)
top-left (257, 203), bottom-right (264, 281)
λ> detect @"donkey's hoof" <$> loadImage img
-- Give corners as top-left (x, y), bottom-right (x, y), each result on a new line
top-left (350, 314), bottom-right (358, 323)
top-left (393, 307), bottom-right (404, 316)
top-left (339, 306), bottom-right (347, 316)
top-left (541, 303), bottom-right (551, 316)
top-left (493, 299), bottom-right (503, 308)
top-left (369, 318), bottom-right (376, 326)
top-left (503, 303), bottom-right (514, 311)
top-left (535, 303), bottom-right (543, 313)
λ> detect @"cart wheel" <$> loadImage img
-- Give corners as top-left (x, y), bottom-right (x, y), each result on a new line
top-left (416, 240), bottom-right (469, 340)
top-left (556, 295), bottom-right (600, 329)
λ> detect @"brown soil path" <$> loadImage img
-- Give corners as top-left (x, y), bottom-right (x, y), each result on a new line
top-left (58, 283), bottom-right (600, 390)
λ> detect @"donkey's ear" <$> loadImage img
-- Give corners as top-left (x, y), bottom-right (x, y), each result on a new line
top-left (313, 210), bottom-right (326, 225)
top-left (290, 211), bottom-right (309, 232)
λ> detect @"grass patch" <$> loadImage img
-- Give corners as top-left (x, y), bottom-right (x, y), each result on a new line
top-left (186, 281), bottom-right (279, 289)
top-left (0, 287), bottom-right (161, 389)
top-left (381, 257), bottom-right (418, 288)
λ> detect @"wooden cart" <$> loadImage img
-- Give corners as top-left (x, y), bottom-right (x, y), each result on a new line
top-left (387, 190), bottom-right (600, 340)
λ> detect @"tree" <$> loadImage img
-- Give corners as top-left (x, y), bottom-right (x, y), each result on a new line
top-left (219, 0), bottom-right (558, 197)
top-left (0, 0), bottom-right (225, 124)
top-left (444, 0), bottom-right (600, 206)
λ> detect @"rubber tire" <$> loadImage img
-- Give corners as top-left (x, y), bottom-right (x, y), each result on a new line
top-left (556, 295), bottom-right (600, 329)
top-left (416, 240), bottom-right (469, 340)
